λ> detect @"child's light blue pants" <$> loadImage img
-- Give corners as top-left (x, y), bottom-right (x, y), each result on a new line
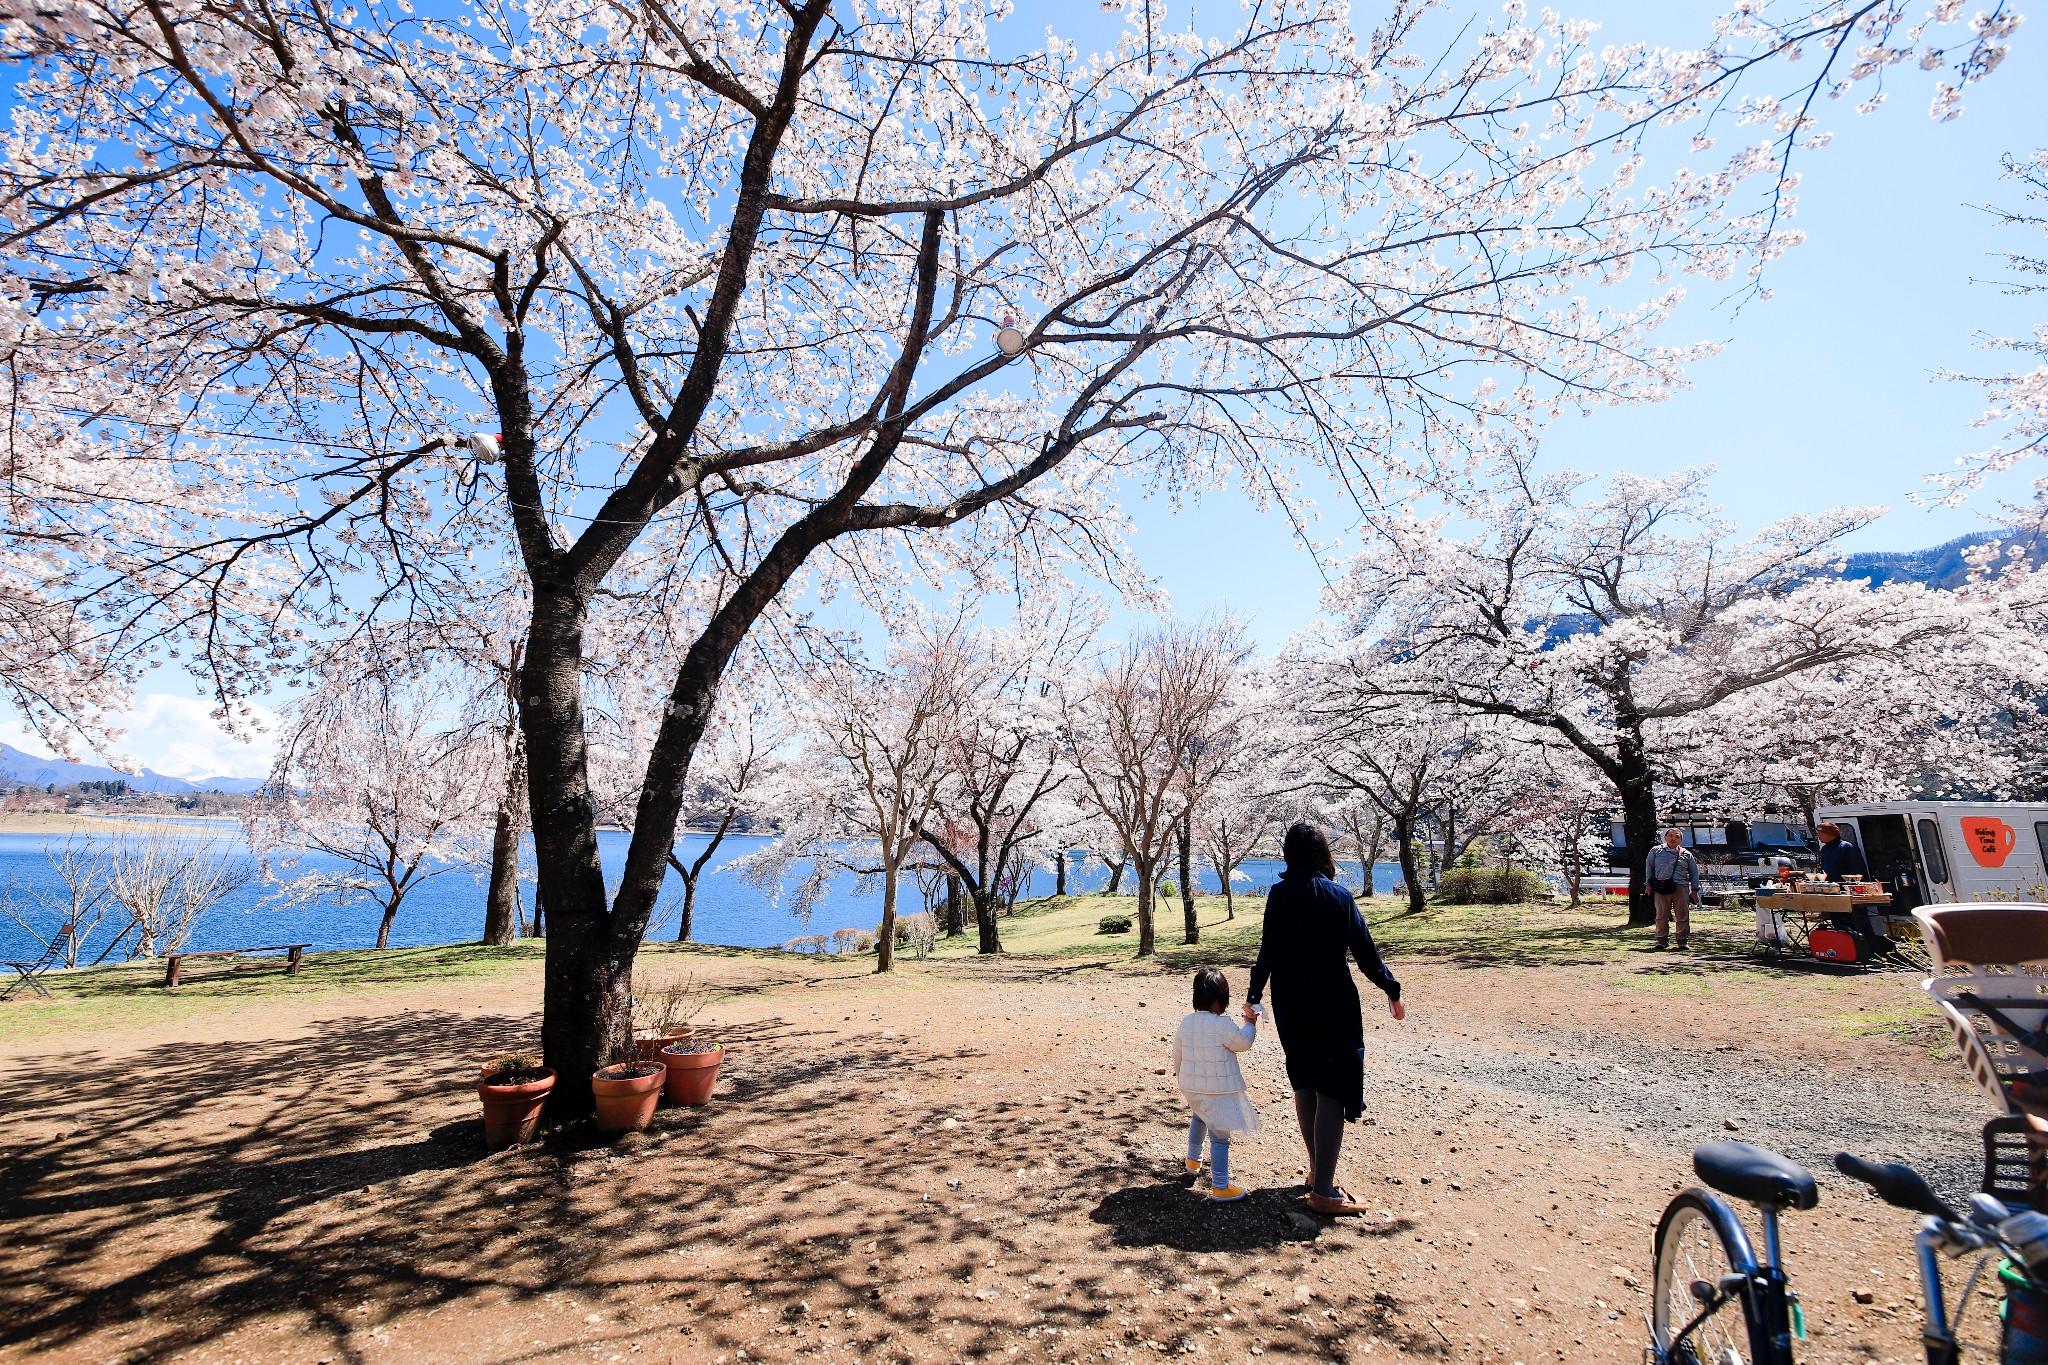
top-left (1187, 1115), bottom-right (1231, 1187)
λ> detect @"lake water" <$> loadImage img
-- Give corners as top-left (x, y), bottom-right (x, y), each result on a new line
top-left (0, 824), bottom-right (1400, 964)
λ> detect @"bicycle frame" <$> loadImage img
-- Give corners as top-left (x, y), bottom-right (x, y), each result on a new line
top-left (1657, 1190), bottom-right (1800, 1365)
top-left (1915, 1217), bottom-right (1980, 1365)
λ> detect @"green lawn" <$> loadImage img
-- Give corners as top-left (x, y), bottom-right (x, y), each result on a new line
top-left (925, 889), bottom-right (1680, 970)
top-left (0, 940), bottom-right (549, 1040)
top-left (4, 893), bottom-right (1915, 1040)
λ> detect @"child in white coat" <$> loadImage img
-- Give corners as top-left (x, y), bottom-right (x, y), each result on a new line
top-left (1171, 966), bottom-right (1260, 1201)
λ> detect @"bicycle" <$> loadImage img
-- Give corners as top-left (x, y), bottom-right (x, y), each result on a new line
top-left (1645, 1140), bottom-right (2048, 1364)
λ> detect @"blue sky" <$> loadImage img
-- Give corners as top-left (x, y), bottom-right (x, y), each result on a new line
top-left (1108, 1), bottom-right (2048, 648)
top-left (5, 0), bottom-right (2044, 775)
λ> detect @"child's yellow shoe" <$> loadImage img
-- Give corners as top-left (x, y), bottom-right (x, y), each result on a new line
top-left (1208, 1183), bottom-right (1247, 1202)
top-left (1183, 1158), bottom-right (1203, 1175)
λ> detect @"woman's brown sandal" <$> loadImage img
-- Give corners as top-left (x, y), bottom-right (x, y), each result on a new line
top-left (1307, 1189), bottom-right (1369, 1216)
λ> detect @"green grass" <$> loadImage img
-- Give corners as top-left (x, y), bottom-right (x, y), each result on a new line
top-left (0, 939), bottom-right (550, 1040)
top-left (6, 893), bottom-right (1916, 1039)
top-left (923, 893), bottom-right (1262, 961)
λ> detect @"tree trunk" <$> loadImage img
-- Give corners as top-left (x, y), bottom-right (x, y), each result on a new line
top-left (668, 816), bottom-right (732, 943)
top-left (482, 801), bottom-right (522, 946)
top-left (1394, 816), bottom-right (1425, 916)
top-left (376, 898), bottom-right (400, 950)
top-left (525, 584), bottom-right (629, 1119)
top-left (1055, 852), bottom-right (1068, 897)
top-left (530, 894), bottom-right (544, 938)
top-left (1619, 750), bottom-right (1659, 928)
top-left (482, 677), bottom-right (527, 947)
top-left (1105, 855), bottom-right (1126, 896)
top-left (1178, 819), bottom-right (1198, 945)
top-left (944, 874), bottom-right (965, 935)
top-left (1135, 861), bottom-right (1156, 957)
top-left (1362, 820), bottom-right (1384, 898)
top-left (974, 886), bottom-right (1003, 955)
top-left (876, 862), bottom-right (899, 974)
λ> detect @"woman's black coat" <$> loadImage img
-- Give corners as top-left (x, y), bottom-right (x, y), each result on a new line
top-left (1246, 870), bottom-right (1401, 1120)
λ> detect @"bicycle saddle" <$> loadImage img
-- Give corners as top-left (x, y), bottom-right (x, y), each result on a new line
top-left (1693, 1142), bottom-right (1819, 1210)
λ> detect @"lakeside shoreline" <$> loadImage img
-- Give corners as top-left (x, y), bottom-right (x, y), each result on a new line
top-left (0, 810), bottom-right (245, 836)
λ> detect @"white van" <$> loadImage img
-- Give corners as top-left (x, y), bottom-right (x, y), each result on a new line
top-left (1814, 801), bottom-right (2048, 911)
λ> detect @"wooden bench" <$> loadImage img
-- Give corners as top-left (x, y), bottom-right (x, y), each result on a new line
top-left (163, 944), bottom-right (310, 987)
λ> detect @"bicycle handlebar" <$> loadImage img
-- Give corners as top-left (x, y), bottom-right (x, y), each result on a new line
top-left (1834, 1151), bottom-right (1963, 1224)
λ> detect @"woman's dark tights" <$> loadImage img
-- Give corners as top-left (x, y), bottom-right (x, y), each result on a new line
top-left (1292, 1088), bottom-right (1346, 1198)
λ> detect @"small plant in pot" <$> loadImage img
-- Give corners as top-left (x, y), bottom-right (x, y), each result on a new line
top-left (633, 971), bottom-right (709, 1061)
top-left (477, 1053), bottom-right (555, 1150)
top-left (591, 1047), bottom-right (666, 1135)
top-left (659, 1037), bottom-right (724, 1106)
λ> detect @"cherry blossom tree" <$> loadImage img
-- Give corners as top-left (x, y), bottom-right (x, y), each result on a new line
top-left (757, 626), bottom-right (957, 972)
top-left (1515, 751), bottom-right (1614, 908)
top-left (1934, 148), bottom-right (2048, 504)
top-left (247, 659), bottom-right (493, 949)
top-left (1683, 618), bottom-right (2048, 826)
top-left (1332, 465), bottom-right (1986, 924)
top-left (589, 670), bottom-right (785, 943)
top-left (102, 824), bottom-right (258, 958)
top-left (0, 0), bottom-right (2015, 1105)
top-left (1326, 795), bottom-right (1385, 899)
top-left (1061, 619), bottom-right (1249, 953)
top-left (918, 609), bottom-right (1088, 955)
top-left (660, 701), bottom-right (785, 945)
top-left (1, 834), bottom-right (116, 966)
top-left (1192, 769), bottom-right (1287, 919)
top-left (1286, 668), bottom-right (1528, 915)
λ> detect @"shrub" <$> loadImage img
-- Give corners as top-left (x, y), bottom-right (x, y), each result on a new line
top-left (829, 927), bottom-right (877, 955)
top-left (890, 912), bottom-right (938, 959)
top-left (1158, 879), bottom-right (1178, 901)
top-left (634, 972), bottom-right (709, 1035)
top-left (1436, 867), bottom-right (1548, 904)
top-left (1097, 914), bottom-right (1133, 935)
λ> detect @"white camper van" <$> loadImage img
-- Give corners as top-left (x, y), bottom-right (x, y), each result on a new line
top-left (1813, 801), bottom-right (2048, 911)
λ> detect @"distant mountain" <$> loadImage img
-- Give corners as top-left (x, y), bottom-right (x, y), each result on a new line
top-left (190, 774), bottom-right (265, 794)
top-left (0, 742), bottom-right (261, 795)
top-left (1841, 526), bottom-right (2046, 590)
top-left (1527, 527), bottom-right (2038, 647)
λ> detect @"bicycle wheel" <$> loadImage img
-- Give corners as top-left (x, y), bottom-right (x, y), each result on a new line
top-left (1653, 1192), bottom-right (1757, 1365)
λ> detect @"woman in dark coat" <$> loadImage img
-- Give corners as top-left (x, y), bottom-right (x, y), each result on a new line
top-left (1245, 822), bottom-right (1406, 1216)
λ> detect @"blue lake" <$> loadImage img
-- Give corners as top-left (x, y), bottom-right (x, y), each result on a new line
top-left (0, 823), bottom-right (1399, 964)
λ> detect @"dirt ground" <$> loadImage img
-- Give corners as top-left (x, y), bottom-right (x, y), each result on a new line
top-left (0, 909), bottom-right (2000, 1365)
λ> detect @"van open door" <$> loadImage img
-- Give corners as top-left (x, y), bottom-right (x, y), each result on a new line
top-left (1857, 813), bottom-right (1932, 911)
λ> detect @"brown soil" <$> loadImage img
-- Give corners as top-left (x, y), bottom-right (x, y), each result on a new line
top-left (0, 945), bottom-right (1992, 1364)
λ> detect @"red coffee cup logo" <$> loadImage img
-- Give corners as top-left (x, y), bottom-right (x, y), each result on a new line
top-left (1960, 817), bottom-right (2018, 868)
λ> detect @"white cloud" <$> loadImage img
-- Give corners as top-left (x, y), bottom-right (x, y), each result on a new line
top-left (0, 692), bottom-right (277, 780)
top-left (110, 693), bottom-right (278, 779)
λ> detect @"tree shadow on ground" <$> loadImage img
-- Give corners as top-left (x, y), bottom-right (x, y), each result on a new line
top-left (4, 993), bottom-right (1365, 1365)
top-left (1088, 1181), bottom-right (1324, 1252)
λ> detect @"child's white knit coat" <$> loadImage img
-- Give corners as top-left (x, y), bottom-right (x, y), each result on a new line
top-left (1171, 1010), bottom-right (1261, 1138)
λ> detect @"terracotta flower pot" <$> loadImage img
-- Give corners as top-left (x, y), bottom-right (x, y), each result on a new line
top-left (660, 1044), bottom-right (724, 1106)
top-left (633, 1027), bottom-right (695, 1062)
top-left (592, 1062), bottom-right (665, 1134)
top-left (477, 1066), bottom-right (555, 1150)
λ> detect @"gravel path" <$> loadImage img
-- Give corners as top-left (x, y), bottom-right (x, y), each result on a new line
top-left (1369, 1025), bottom-right (1989, 1202)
